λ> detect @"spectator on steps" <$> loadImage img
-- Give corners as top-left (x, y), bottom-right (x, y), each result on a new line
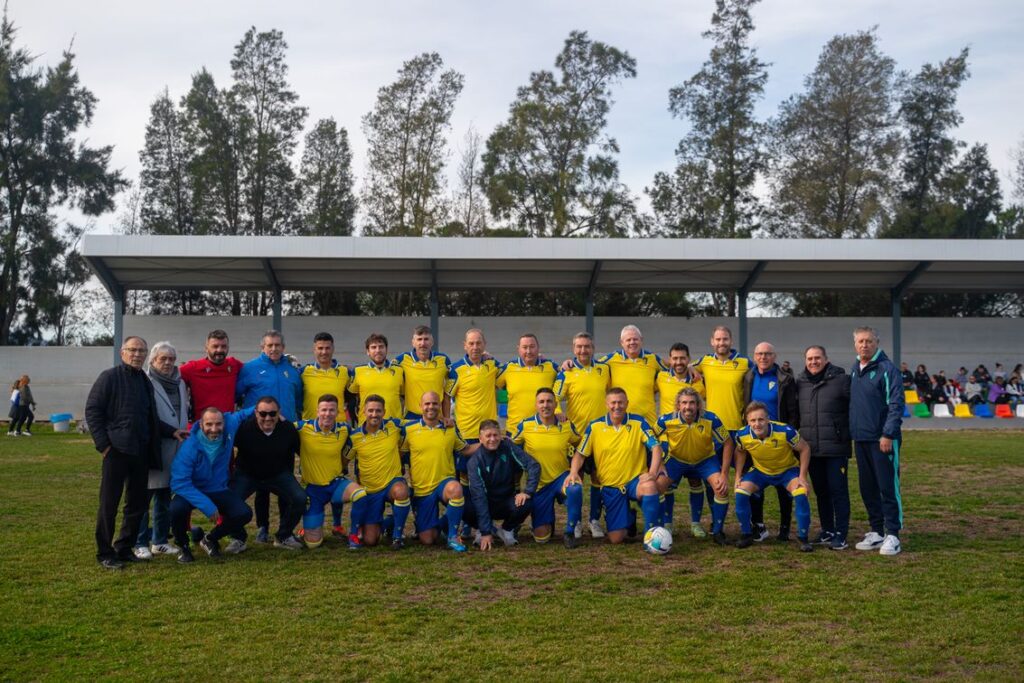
top-left (964, 376), bottom-right (985, 406)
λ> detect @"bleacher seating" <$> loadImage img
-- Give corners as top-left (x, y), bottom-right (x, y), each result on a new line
top-left (933, 404), bottom-right (952, 418)
top-left (955, 404), bottom-right (973, 418)
top-left (974, 404), bottom-right (994, 418)
top-left (904, 390), bottom-right (920, 405)
top-left (912, 403), bottom-right (931, 418)
top-left (1017, 404), bottom-right (1024, 418)
top-left (995, 404), bottom-right (1014, 418)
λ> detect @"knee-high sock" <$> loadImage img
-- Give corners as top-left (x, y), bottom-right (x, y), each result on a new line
top-left (446, 496), bottom-right (465, 538)
top-left (348, 488), bottom-right (367, 533)
top-left (793, 488), bottom-right (811, 540)
top-left (641, 494), bottom-right (662, 531)
top-left (662, 492), bottom-right (675, 527)
top-left (689, 484), bottom-right (705, 523)
top-left (735, 489), bottom-right (752, 535)
top-left (565, 483), bottom-right (583, 533)
top-left (777, 485), bottom-right (793, 531)
top-left (589, 485), bottom-right (602, 522)
top-left (711, 496), bottom-right (729, 534)
top-left (749, 490), bottom-right (765, 526)
top-left (391, 498), bottom-right (411, 538)
top-left (331, 501), bottom-right (344, 527)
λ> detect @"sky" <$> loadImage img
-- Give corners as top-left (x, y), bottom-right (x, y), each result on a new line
top-left (8, 0), bottom-right (1024, 231)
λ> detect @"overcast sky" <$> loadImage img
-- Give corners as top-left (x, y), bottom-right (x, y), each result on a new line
top-left (9, 0), bottom-right (1024, 230)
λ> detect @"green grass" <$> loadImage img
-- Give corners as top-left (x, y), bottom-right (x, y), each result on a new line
top-left (2, 431), bottom-right (1023, 681)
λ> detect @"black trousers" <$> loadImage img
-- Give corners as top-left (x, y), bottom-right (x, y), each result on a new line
top-left (463, 495), bottom-right (532, 534)
top-left (95, 449), bottom-right (149, 561)
top-left (253, 489), bottom-right (287, 530)
top-left (12, 406), bottom-right (33, 432)
top-left (808, 457), bottom-right (851, 538)
top-left (854, 440), bottom-right (903, 537)
top-left (170, 490), bottom-right (253, 547)
top-left (748, 484), bottom-right (793, 530)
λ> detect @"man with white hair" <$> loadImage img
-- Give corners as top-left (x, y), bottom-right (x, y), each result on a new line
top-left (596, 324), bottom-right (666, 426)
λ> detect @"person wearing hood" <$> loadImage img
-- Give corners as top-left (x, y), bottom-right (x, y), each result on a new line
top-left (169, 405), bottom-right (256, 563)
top-left (849, 327), bottom-right (905, 557)
top-left (796, 345), bottom-right (852, 550)
top-left (133, 341), bottom-right (190, 560)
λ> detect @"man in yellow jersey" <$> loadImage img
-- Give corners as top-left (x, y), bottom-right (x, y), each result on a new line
top-left (300, 331), bottom-right (352, 536)
top-left (446, 328), bottom-right (501, 455)
top-left (350, 333), bottom-right (405, 422)
top-left (733, 401), bottom-right (813, 552)
top-left (297, 394), bottom-right (367, 550)
top-left (595, 325), bottom-right (665, 425)
top-left (567, 387), bottom-right (663, 545)
top-left (344, 394), bottom-right (410, 550)
top-left (497, 333), bottom-right (560, 434)
top-left (511, 388), bottom-right (584, 549)
top-left (400, 391), bottom-right (477, 552)
top-left (654, 342), bottom-right (706, 535)
top-left (554, 331), bottom-right (611, 539)
top-left (655, 388), bottom-right (732, 544)
top-left (392, 325), bottom-right (452, 420)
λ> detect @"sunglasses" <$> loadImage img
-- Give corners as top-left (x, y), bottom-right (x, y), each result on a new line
top-left (257, 410), bottom-right (278, 418)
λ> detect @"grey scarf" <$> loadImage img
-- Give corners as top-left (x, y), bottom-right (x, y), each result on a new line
top-left (148, 366), bottom-right (182, 418)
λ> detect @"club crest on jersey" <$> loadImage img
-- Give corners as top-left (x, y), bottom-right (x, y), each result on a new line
top-left (869, 371), bottom-right (877, 379)
top-left (697, 424), bottom-right (705, 433)
top-left (769, 381), bottom-right (776, 390)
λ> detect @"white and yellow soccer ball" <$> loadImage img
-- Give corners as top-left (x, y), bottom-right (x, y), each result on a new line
top-left (643, 526), bottom-right (673, 555)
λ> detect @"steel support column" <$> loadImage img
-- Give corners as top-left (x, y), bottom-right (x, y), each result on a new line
top-left (737, 261), bottom-right (767, 356)
top-left (262, 259), bottom-right (283, 333)
top-left (429, 260), bottom-right (440, 344)
top-left (585, 260), bottom-right (602, 336)
top-left (890, 261), bottom-right (931, 367)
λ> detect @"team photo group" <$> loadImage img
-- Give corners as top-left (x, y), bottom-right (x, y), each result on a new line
top-left (85, 321), bottom-right (906, 570)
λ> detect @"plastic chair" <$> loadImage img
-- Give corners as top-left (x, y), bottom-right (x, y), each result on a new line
top-left (954, 403), bottom-right (973, 418)
top-left (932, 403), bottom-right (952, 418)
top-left (904, 390), bottom-right (920, 405)
top-left (995, 404), bottom-right (1014, 418)
top-left (912, 403), bottom-right (931, 418)
top-left (974, 404), bottom-right (994, 418)
top-left (903, 405), bottom-right (911, 418)
top-left (1017, 404), bottom-right (1024, 418)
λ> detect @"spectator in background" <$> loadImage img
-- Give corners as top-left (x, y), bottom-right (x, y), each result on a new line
top-left (974, 365), bottom-right (992, 386)
top-left (1012, 364), bottom-right (1022, 378)
top-left (7, 379), bottom-right (19, 436)
top-left (1005, 374), bottom-right (1023, 407)
top-left (943, 381), bottom-right (962, 406)
top-left (134, 342), bottom-right (189, 560)
top-left (953, 367), bottom-right (968, 387)
top-left (10, 375), bottom-right (35, 436)
top-left (988, 377), bottom-right (1010, 405)
top-left (900, 363), bottom-right (914, 389)
top-left (781, 360), bottom-right (793, 375)
top-left (936, 371), bottom-right (947, 387)
top-left (994, 363), bottom-right (1007, 381)
top-left (926, 375), bottom-right (949, 409)
top-left (964, 375), bottom-right (985, 406)
top-left (913, 365), bottom-right (930, 397)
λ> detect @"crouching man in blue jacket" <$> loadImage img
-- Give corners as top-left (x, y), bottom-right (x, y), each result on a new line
top-left (465, 420), bottom-right (541, 551)
top-left (170, 406), bottom-right (255, 563)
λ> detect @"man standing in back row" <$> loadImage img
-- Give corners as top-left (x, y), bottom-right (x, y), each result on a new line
top-left (849, 326), bottom-right (905, 556)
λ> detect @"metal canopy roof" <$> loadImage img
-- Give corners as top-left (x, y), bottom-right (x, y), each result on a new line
top-left (82, 235), bottom-right (1024, 295)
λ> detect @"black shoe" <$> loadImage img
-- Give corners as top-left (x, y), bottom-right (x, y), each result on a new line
top-left (735, 533), bottom-right (754, 549)
top-left (712, 531), bottom-right (730, 546)
top-left (829, 536), bottom-right (848, 551)
top-left (177, 546), bottom-right (195, 564)
top-left (777, 527), bottom-right (790, 542)
top-left (753, 524), bottom-right (769, 542)
top-left (117, 552), bottom-right (145, 563)
top-left (798, 537), bottom-right (814, 553)
top-left (813, 531), bottom-right (834, 545)
top-left (99, 558), bottom-right (124, 570)
top-left (563, 532), bottom-right (578, 549)
top-left (190, 525), bottom-right (206, 544)
top-left (199, 536), bottom-right (222, 558)
top-left (390, 536), bottom-right (405, 551)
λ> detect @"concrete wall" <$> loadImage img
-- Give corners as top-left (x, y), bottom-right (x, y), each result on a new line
top-left (3, 315), bottom-right (1021, 420)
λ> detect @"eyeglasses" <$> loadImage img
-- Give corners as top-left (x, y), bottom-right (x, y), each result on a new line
top-left (257, 410), bottom-right (278, 418)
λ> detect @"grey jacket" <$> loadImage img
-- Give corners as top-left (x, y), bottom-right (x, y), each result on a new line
top-left (147, 370), bottom-right (188, 489)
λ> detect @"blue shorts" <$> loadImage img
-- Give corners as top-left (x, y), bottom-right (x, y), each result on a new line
top-left (305, 477), bottom-right (354, 514)
top-left (601, 476), bottom-right (643, 533)
top-left (741, 467), bottom-right (800, 492)
top-left (664, 455), bottom-right (721, 488)
top-left (412, 478), bottom-right (457, 533)
top-left (531, 471), bottom-right (570, 529)
top-left (363, 477), bottom-right (407, 526)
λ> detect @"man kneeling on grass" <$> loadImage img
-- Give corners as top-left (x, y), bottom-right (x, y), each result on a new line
top-left (169, 406), bottom-right (255, 564)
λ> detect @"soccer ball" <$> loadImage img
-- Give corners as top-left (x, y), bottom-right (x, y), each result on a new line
top-left (643, 526), bottom-right (673, 555)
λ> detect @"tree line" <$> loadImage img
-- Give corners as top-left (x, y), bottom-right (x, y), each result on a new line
top-left (2, 0), bottom-right (1023, 345)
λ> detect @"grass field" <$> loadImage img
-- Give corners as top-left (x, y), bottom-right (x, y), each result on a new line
top-left (2, 430), bottom-right (1022, 681)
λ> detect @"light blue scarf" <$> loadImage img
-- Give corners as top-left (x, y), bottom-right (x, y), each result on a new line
top-left (195, 429), bottom-right (223, 464)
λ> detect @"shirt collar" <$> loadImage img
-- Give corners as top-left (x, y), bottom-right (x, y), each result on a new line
top-left (410, 348), bottom-right (437, 362)
top-left (366, 359), bottom-right (389, 369)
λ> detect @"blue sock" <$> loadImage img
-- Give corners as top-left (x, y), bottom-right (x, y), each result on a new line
top-left (662, 492), bottom-right (675, 527)
top-left (446, 496), bottom-right (465, 539)
top-left (641, 494), bottom-right (662, 531)
top-left (348, 489), bottom-right (367, 535)
top-left (438, 512), bottom-right (449, 536)
top-left (735, 489), bottom-right (752, 535)
top-left (793, 488), bottom-right (811, 540)
top-left (688, 484), bottom-right (704, 523)
top-left (382, 515), bottom-right (395, 536)
top-left (392, 498), bottom-right (411, 538)
top-left (712, 496), bottom-right (729, 534)
top-left (589, 485), bottom-right (602, 522)
top-left (331, 501), bottom-right (343, 527)
top-left (564, 483), bottom-right (583, 533)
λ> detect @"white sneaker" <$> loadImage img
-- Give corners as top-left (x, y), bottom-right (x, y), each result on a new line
top-left (224, 539), bottom-right (248, 554)
top-left (588, 519), bottom-right (605, 538)
top-left (133, 546), bottom-right (153, 560)
top-left (690, 522), bottom-right (707, 539)
top-left (574, 524), bottom-right (583, 539)
top-left (150, 543), bottom-right (180, 555)
top-left (879, 535), bottom-right (902, 556)
top-left (5, 432), bottom-right (16, 437)
top-left (855, 531), bottom-right (885, 550)
top-left (496, 528), bottom-right (518, 547)
top-left (19, 431), bottom-right (31, 436)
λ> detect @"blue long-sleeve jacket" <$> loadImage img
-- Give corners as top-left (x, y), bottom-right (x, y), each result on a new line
top-left (849, 350), bottom-right (904, 441)
top-left (236, 353), bottom-right (303, 421)
top-left (170, 408), bottom-right (254, 517)
top-left (466, 438), bottom-right (540, 536)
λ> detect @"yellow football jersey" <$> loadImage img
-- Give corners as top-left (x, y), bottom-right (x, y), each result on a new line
top-left (296, 420), bottom-right (350, 486)
top-left (597, 350), bottom-right (666, 425)
top-left (692, 351), bottom-right (751, 430)
top-left (300, 362), bottom-right (351, 421)
top-left (656, 370), bottom-right (706, 417)
top-left (400, 419), bottom-right (467, 493)
top-left (553, 360), bottom-right (611, 428)
top-left (511, 416), bottom-right (580, 488)
top-left (392, 350), bottom-right (451, 417)
top-left (350, 362), bottom-right (405, 422)
top-left (577, 414), bottom-right (658, 489)
top-left (445, 356), bottom-right (501, 439)
top-left (496, 359), bottom-right (560, 431)
top-left (734, 421), bottom-right (801, 476)
top-left (655, 410), bottom-right (728, 465)
top-left (345, 418), bottom-right (403, 494)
